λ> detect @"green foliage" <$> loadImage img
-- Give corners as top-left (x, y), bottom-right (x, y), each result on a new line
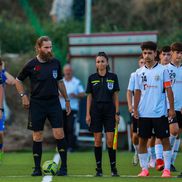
top-left (0, 0), bottom-right (181, 59)
top-left (0, 14), bottom-right (84, 62)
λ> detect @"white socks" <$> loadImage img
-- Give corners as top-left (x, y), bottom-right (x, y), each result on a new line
top-left (163, 150), bottom-right (172, 170)
top-left (171, 138), bottom-right (180, 165)
top-left (155, 144), bottom-right (163, 159)
top-left (139, 153), bottom-right (149, 170)
top-left (169, 135), bottom-right (176, 148)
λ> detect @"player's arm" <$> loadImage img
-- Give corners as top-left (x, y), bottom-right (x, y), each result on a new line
top-left (127, 73), bottom-right (135, 113)
top-left (127, 90), bottom-right (133, 113)
top-left (5, 71), bottom-right (16, 85)
top-left (86, 93), bottom-right (92, 126)
top-left (0, 84), bottom-right (3, 119)
top-left (113, 91), bottom-right (120, 123)
top-left (134, 89), bottom-right (141, 119)
top-left (164, 69), bottom-right (175, 119)
top-left (58, 80), bottom-right (71, 115)
top-left (133, 73), bottom-right (141, 119)
top-left (166, 87), bottom-right (175, 119)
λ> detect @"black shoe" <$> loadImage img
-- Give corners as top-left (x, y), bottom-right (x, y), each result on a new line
top-left (95, 168), bottom-right (103, 177)
top-left (177, 172), bottom-right (182, 178)
top-left (170, 164), bottom-right (177, 172)
top-left (111, 167), bottom-right (119, 177)
top-left (31, 167), bottom-right (42, 176)
top-left (57, 167), bottom-right (67, 176)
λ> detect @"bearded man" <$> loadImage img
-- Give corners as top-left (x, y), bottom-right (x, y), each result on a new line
top-left (15, 36), bottom-right (71, 176)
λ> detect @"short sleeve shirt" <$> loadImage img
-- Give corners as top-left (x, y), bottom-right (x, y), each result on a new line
top-left (127, 72), bottom-right (136, 107)
top-left (135, 63), bottom-right (171, 118)
top-left (16, 57), bottom-right (62, 99)
top-left (165, 63), bottom-right (182, 111)
top-left (60, 77), bottom-right (84, 110)
top-left (86, 72), bottom-right (120, 103)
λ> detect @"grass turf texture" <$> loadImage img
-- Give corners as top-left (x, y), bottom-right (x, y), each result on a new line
top-left (0, 151), bottom-right (181, 182)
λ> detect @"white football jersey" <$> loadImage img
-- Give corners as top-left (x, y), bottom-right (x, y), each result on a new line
top-left (165, 63), bottom-right (182, 111)
top-left (135, 63), bottom-right (171, 118)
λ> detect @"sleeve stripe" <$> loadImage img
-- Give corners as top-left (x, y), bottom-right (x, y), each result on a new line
top-left (164, 81), bottom-right (171, 88)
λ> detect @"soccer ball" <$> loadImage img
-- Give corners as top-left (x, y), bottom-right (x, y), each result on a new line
top-left (42, 160), bottom-right (58, 175)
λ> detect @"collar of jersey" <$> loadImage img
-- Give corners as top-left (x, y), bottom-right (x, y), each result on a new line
top-left (145, 62), bottom-right (158, 69)
top-left (170, 62), bottom-right (182, 67)
top-left (97, 71), bottom-right (109, 77)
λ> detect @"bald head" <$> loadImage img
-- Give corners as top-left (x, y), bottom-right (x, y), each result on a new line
top-left (63, 64), bottom-right (73, 80)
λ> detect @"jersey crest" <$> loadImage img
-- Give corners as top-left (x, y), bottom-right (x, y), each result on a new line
top-left (107, 82), bottom-right (113, 90)
top-left (154, 74), bottom-right (160, 81)
top-left (52, 70), bottom-right (58, 79)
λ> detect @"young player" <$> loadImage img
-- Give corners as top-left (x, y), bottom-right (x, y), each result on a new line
top-left (165, 42), bottom-right (182, 172)
top-left (0, 59), bottom-right (15, 162)
top-left (134, 41), bottom-right (175, 177)
top-left (154, 45), bottom-right (172, 171)
top-left (127, 56), bottom-right (145, 166)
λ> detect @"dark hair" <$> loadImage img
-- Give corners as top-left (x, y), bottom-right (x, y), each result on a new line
top-left (159, 45), bottom-right (171, 53)
top-left (140, 41), bottom-right (157, 51)
top-left (171, 42), bottom-right (182, 52)
top-left (35, 36), bottom-right (51, 52)
top-left (97, 52), bottom-right (109, 61)
top-left (96, 51), bottom-right (110, 71)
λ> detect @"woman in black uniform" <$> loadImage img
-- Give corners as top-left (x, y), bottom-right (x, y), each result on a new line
top-left (86, 52), bottom-right (120, 177)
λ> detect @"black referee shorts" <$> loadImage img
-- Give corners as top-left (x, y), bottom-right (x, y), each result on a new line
top-left (28, 97), bottom-right (63, 131)
top-left (138, 116), bottom-right (170, 139)
top-left (90, 102), bottom-right (115, 133)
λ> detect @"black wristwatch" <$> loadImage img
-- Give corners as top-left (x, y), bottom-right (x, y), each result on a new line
top-left (115, 112), bottom-right (120, 116)
top-left (20, 93), bottom-right (26, 97)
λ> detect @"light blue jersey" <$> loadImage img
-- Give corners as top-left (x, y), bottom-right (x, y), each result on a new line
top-left (165, 63), bottom-right (182, 111)
top-left (135, 63), bottom-right (171, 118)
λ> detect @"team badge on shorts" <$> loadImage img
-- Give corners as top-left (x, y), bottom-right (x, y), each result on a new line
top-left (107, 82), bottom-right (114, 90)
top-left (52, 70), bottom-right (58, 79)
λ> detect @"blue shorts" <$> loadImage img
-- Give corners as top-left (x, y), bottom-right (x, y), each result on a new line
top-left (0, 113), bottom-right (5, 131)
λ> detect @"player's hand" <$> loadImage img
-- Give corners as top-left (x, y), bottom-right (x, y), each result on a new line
top-left (22, 95), bottom-right (30, 109)
top-left (115, 115), bottom-right (120, 124)
top-left (168, 108), bottom-right (176, 119)
top-left (134, 110), bottom-right (139, 119)
top-left (65, 101), bottom-right (71, 115)
top-left (86, 114), bottom-right (91, 126)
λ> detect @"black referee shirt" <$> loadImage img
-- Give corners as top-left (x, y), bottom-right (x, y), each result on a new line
top-left (86, 72), bottom-right (120, 102)
top-left (17, 57), bottom-right (62, 99)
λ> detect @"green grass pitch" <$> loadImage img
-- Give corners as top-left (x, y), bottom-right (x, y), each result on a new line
top-left (0, 151), bottom-right (181, 182)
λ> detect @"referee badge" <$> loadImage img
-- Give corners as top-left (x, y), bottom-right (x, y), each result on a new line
top-left (52, 70), bottom-right (58, 79)
top-left (107, 82), bottom-right (114, 90)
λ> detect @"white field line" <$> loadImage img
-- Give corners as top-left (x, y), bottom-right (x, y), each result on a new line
top-left (0, 174), bottom-right (178, 178)
top-left (41, 153), bottom-right (60, 182)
